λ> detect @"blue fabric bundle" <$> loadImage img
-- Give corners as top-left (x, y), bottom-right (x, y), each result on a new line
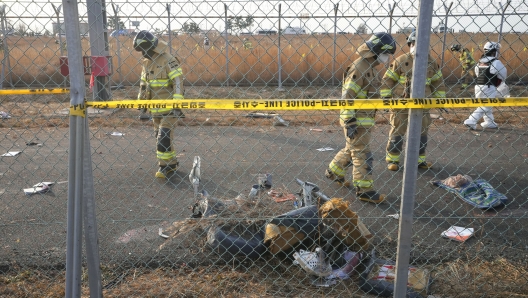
top-left (432, 175), bottom-right (507, 209)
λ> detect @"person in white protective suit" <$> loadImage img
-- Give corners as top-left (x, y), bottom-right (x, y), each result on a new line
top-left (463, 42), bottom-right (507, 130)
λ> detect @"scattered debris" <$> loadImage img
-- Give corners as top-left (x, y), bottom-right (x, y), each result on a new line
top-left (387, 213), bottom-right (400, 220)
top-left (441, 226), bottom-right (474, 242)
top-left (26, 142), bottom-right (42, 146)
top-left (310, 128), bottom-right (324, 132)
top-left (247, 184), bottom-right (259, 201)
top-left (267, 189), bottom-right (296, 202)
top-left (2, 151), bottom-right (21, 157)
top-left (293, 248), bottom-right (333, 278)
top-left (431, 174), bottom-right (507, 209)
top-left (316, 147), bottom-right (334, 152)
top-left (0, 111), bottom-right (11, 119)
top-left (257, 173), bottom-right (272, 189)
top-left (273, 115), bottom-right (290, 126)
top-left (107, 132), bottom-right (125, 136)
top-left (189, 156), bottom-right (201, 199)
top-left (158, 228), bottom-right (169, 239)
top-left (23, 182), bottom-right (54, 195)
top-left (360, 250), bottom-right (432, 297)
top-left (244, 112), bottom-right (279, 118)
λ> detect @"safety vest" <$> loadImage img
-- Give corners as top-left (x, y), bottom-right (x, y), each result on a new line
top-left (476, 58), bottom-right (500, 86)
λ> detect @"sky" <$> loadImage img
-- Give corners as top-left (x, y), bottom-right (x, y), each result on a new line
top-left (3, 0), bottom-right (528, 35)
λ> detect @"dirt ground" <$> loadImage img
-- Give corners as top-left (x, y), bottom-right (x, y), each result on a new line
top-left (1, 83), bottom-right (528, 297)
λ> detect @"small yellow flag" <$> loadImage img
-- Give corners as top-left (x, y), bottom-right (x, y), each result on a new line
top-left (524, 47), bottom-right (527, 51)
top-left (300, 53), bottom-right (306, 61)
top-left (289, 45), bottom-right (292, 48)
top-left (310, 44), bottom-right (313, 49)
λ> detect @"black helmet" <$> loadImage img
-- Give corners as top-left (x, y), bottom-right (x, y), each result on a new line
top-left (133, 30), bottom-right (158, 52)
top-left (450, 44), bottom-right (461, 51)
top-left (366, 32), bottom-right (396, 55)
top-left (407, 31), bottom-right (416, 46)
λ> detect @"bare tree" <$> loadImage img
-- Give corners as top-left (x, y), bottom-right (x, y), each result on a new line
top-left (356, 23), bottom-right (367, 34)
top-left (16, 22), bottom-right (27, 36)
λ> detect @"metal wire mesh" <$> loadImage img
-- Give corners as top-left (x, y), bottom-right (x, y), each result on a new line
top-left (1, 0), bottom-right (528, 297)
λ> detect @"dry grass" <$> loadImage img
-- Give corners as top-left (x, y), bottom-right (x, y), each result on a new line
top-left (2, 256), bottom-right (528, 297)
top-left (1, 33), bottom-right (528, 87)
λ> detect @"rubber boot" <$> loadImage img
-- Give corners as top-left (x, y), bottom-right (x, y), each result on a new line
top-left (325, 169), bottom-right (351, 187)
top-left (387, 162), bottom-right (400, 171)
top-left (418, 161), bottom-right (433, 169)
top-left (356, 187), bottom-right (386, 204)
top-left (155, 163), bottom-right (178, 179)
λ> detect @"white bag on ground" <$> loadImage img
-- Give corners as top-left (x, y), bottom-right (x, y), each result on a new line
top-left (497, 82), bottom-right (510, 98)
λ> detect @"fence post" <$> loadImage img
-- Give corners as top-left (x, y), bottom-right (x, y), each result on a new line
top-left (52, 4), bottom-right (65, 88)
top-left (111, 4), bottom-right (123, 89)
top-left (224, 4), bottom-right (229, 87)
top-left (63, 0), bottom-right (103, 297)
top-left (388, 2), bottom-right (396, 33)
top-left (393, 0), bottom-right (434, 297)
top-left (332, 3), bottom-right (338, 86)
top-left (166, 4), bottom-right (172, 55)
top-left (0, 5), bottom-right (6, 89)
top-left (277, 3), bottom-right (284, 91)
top-left (86, 0), bottom-right (110, 101)
top-left (498, 0), bottom-right (511, 44)
top-left (440, 2), bottom-right (453, 71)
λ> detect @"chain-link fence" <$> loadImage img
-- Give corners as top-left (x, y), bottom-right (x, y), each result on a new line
top-left (1, 0), bottom-right (528, 297)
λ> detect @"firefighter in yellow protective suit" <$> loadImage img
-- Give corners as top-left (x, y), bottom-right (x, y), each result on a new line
top-left (325, 32), bottom-right (396, 204)
top-left (450, 44), bottom-right (476, 88)
top-left (380, 31), bottom-right (446, 172)
top-left (133, 30), bottom-right (185, 179)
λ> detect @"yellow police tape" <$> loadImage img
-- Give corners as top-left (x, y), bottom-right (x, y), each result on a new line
top-left (2, 88), bottom-right (526, 110)
top-left (0, 88), bottom-right (70, 95)
top-left (85, 97), bottom-right (528, 110)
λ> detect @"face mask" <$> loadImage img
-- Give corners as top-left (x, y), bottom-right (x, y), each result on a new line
top-left (377, 54), bottom-right (389, 63)
top-left (409, 45), bottom-right (416, 55)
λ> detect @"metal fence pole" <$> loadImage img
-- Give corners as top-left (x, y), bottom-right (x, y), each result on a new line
top-left (167, 4), bottom-right (172, 55)
top-left (87, 0), bottom-right (110, 101)
top-left (63, 0), bottom-right (102, 296)
top-left (388, 2), bottom-right (396, 33)
top-left (498, 0), bottom-right (511, 44)
top-left (277, 3), bottom-right (284, 91)
top-left (393, 0), bottom-right (434, 296)
top-left (52, 4), bottom-right (64, 59)
top-left (0, 5), bottom-right (6, 89)
top-left (52, 4), bottom-right (65, 88)
top-left (440, 2), bottom-right (453, 70)
top-left (224, 4), bottom-right (229, 87)
top-left (332, 3), bottom-right (338, 86)
top-left (111, 4), bottom-right (123, 89)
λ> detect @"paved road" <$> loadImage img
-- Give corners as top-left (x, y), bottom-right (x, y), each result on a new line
top-left (1, 115), bottom-right (527, 271)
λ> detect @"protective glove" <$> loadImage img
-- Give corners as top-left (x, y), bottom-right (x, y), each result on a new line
top-left (345, 124), bottom-right (358, 139)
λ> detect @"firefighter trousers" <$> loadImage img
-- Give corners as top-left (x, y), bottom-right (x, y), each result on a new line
top-left (153, 115), bottom-right (178, 167)
top-left (328, 126), bottom-right (374, 190)
top-left (461, 66), bottom-right (475, 86)
top-left (386, 109), bottom-right (431, 162)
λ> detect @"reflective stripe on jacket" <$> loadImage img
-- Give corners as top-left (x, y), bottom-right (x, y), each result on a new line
top-left (339, 57), bottom-right (379, 127)
top-left (138, 43), bottom-right (184, 114)
top-left (380, 53), bottom-right (446, 99)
